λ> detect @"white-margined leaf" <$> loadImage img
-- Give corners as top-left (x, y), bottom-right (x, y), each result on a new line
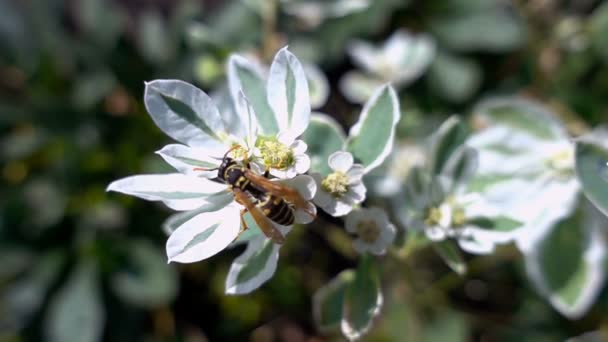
top-left (225, 235), bottom-right (283, 295)
top-left (313, 269), bottom-right (355, 332)
top-left (302, 113), bottom-right (346, 175)
top-left (111, 240), bottom-right (178, 308)
top-left (472, 97), bottom-right (567, 142)
top-left (227, 55), bottom-right (278, 135)
top-left (3, 252), bottom-right (63, 330)
top-left (267, 47), bottom-right (311, 138)
top-left (525, 202), bottom-right (607, 319)
top-left (339, 71), bottom-right (385, 104)
top-left (304, 63), bottom-right (329, 109)
top-left (166, 204), bottom-right (241, 263)
top-left (428, 116), bottom-right (468, 176)
top-left (428, 52), bottom-right (482, 103)
top-left (575, 127), bottom-right (608, 217)
top-left (162, 194), bottom-right (234, 235)
top-left (341, 255), bottom-right (382, 341)
top-left (144, 80), bottom-right (226, 155)
top-left (434, 240), bottom-right (467, 275)
top-left (440, 145), bottom-right (477, 192)
top-left (156, 144), bottom-right (221, 178)
top-left (346, 85), bottom-right (401, 173)
top-left (45, 261), bottom-right (104, 342)
top-left (107, 173), bottom-right (228, 211)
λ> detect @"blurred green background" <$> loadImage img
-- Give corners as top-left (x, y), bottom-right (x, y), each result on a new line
top-left (2, 0), bottom-right (608, 341)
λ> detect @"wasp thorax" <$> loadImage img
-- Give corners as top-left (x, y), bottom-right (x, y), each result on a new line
top-left (321, 171), bottom-right (349, 198)
top-left (257, 137), bottom-right (294, 170)
top-left (356, 220), bottom-right (381, 244)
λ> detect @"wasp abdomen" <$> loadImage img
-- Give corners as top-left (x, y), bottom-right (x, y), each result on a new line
top-left (257, 194), bottom-right (295, 226)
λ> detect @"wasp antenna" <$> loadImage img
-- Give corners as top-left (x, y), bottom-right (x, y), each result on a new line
top-left (193, 167), bottom-right (219, 172)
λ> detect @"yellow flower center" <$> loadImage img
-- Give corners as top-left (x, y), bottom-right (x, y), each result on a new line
top-left (228, 144), bottom-right (250, 161)
top-left (256, 137), bottom-right (294, 170)
top-left (357, 220), bottom-right (380, 243)
top-left (425, 197), bottom-right (467, 228)
top-left (321, 171), bottom-right (350, 198)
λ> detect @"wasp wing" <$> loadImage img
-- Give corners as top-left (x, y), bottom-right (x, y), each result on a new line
top-left (233, 189), bottom-right (286, 245)
top-left (244, 169), bottom-right (311, 210)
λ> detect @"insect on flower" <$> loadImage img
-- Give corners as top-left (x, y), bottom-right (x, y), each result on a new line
top-left (195, 145), bottom-right (317, 244)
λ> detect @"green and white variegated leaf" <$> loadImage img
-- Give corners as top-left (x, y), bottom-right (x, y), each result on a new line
top-left (225, 233), bottom-right (286, 295)
top-left (346, 85), bottom-right (401, 173)
top-left (341, 255), bottom-right (383, 341)
top-left (111, 240), bottom-right (178, 308)
top-left (304, 63), bottom-right (329, 109)
top-left (144, 80), bottom-right (227, 157)
top-left (429, 116), bottom-right (468, 176)
top-left (267, 47), bottom-right (311, 138)
top-left (445, 147), bottom-right (478, 193)
top-left (473, 97), bottom-right (567, 142)
top-left (45, 261), bottom-right (104, 342)
top-left (227, 55), bottom-right (279, 135)
top-left (428, 52), bottom-right (482, 103)
top-left (339, 71), bottom-right (385, 104)
top-left (3, 252), bottom-right (64, 329)
top-left (302, 113), bottom-right (346, 176)
top-left (107, 173), bottom-right (229, 211)
top-left (525, 203), bottom-right (607, 319)
top-left (162, 195), bottom-right (235, 235)
top-left (433, 240), bottom-right (467, 275)
top-left (156, 144), bottom-right (221, 178)
top-left (166, 204), bottom-right (241, 263)
top-left (313, 269), bottom-right (355, 332)
top-left (431, 11), bottom-right (525, 53)
top-left (575, 127), bottom-right (608, 217)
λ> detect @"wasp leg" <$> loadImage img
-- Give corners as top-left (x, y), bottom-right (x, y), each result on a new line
top-left (234, 209), bottom-right (249, 241)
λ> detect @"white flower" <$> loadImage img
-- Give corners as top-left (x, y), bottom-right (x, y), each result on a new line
top-left (372, 142), bottom-right (426, 196)
top-left (345, 207), bottom-right (396, 255)
top-left (228, 47), bottom-right (313, 179)
top-left (312, 151), bottom-right (366, 217)
top-left (467, 98), bottom-right (580, 253)
top-left (281, 0), bottom-right (370, 28)
top-left (108, 52), bottom-right (317, 265)
top-left (340, 29), bottom-right (436, 103)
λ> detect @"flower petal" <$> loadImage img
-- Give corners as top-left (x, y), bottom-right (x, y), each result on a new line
top-left (328, 151), bottom-right (354, 173)
top-left (267, 47), bottom-right (311, 137)
top-left (294, 153), bottom-right (311, 174)
top-left (347, 164), bottom-right (365, 183)
top-left (166, 204), bottom-right (241, 263)
top-left (291, 139), bottom-right (308, 154)
top-left (279, 174), bottom-right (317, 200)
top-left (347, 182), bottom-right (366, 203)
top-left (156, 144), bottom-right (220, 178)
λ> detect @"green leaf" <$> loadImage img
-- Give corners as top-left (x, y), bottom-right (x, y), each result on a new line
top-left (429, 116), bottom-right (468, 176)
top-left (468, 216), bottom-right (522, 232)
top-left (441, 145), bottom-right (478, 191)
top-left (525, 203), bottom-right (607, 319)
top-left (575, 127), bottom-right (608, 217)
top-left (45, 261), bottom-right (104, 342)
top-left (346, 85), bottom-right (401, 172)
top-left (341, 255), bottom-right (382, 341)
top-left (111, 240), bottom-right (178, 308)
top-left (3, 252), bottom-right (64, 328)
top-left (138, 10), bottom-right (172, 64)
top-left (225, 236), bottom-right (282, 295)
top-left (428, 52), bottom-right (482, 103)
top-left (302, 113), bottom-right (346, 175)
top-left (590, 3), bottom-right (608, 61)
top-left (433, 240), bottom-right (467, 275)
top-left (228, 55), bottom-right (279, 135)
top-left (472, 97), bottom-right (566, 141)
top-left (313, 270), bottom-right (355, 332)
top-left (431, 11), bottom-right (525, 52)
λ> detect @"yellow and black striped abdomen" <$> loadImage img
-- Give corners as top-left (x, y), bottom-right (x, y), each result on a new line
top-left (257, 193), bottom-right (295, 226)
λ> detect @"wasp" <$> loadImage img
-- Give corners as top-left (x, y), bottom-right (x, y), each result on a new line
top-left (196, 145), bottom-right (314, 244)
